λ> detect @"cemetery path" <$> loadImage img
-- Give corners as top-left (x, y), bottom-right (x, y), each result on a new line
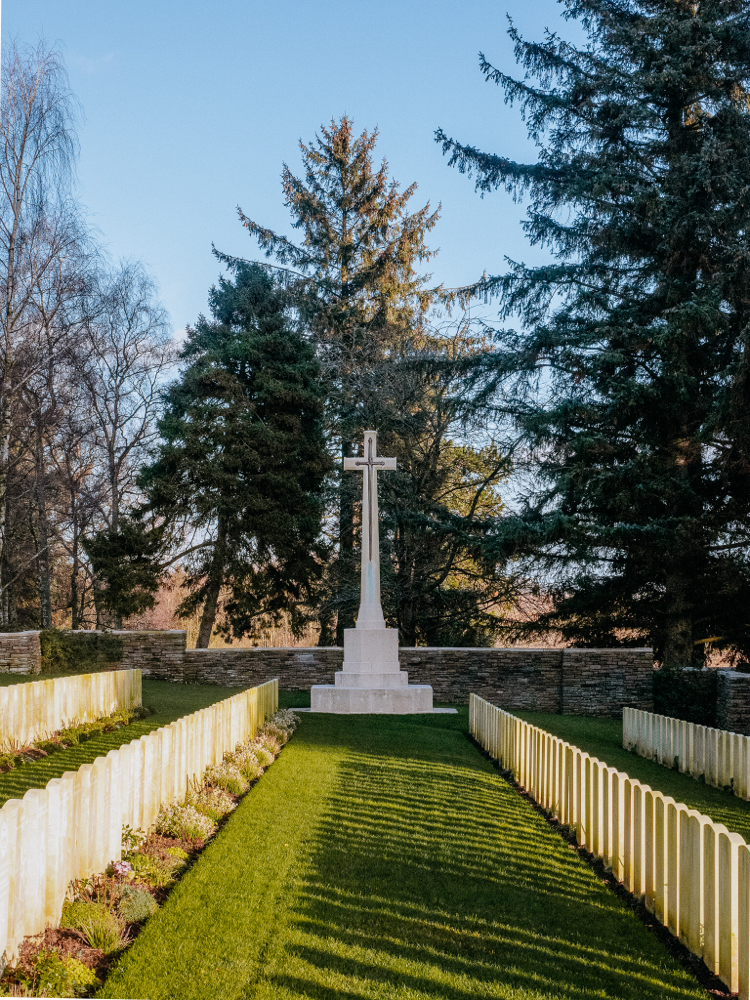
top-left (515, 710), bottom-right (750, 843)
top-left (98, 707), bottom-right (708, 1000)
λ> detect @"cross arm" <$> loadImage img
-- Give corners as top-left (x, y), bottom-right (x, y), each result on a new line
top-left (343, 458), bottom-right (361, 470)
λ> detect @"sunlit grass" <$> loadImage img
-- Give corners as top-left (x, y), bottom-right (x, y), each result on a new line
top-left (514, 710), bottom-right (750, 843)
top-left (99, 707), bottom-right (707, 1000)
top-left (0, 679), bottom-right (244, 806)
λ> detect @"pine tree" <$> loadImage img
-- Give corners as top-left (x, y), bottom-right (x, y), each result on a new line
top-left (138, 262), bottom-right (330, 647)
top-left (438, 0), bottom-right (750, 665)
top-left (226, 116), bottom-right (439, 643)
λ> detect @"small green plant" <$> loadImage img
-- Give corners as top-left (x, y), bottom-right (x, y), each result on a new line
top-left (122, 824), bottom-right (146, 853)
top-left (18, 949), bottom-right (100, 998)
top-left (60, 899), bottom-right (126, 955)
top-left (127, 852), bottom-right (177, 889)
top-left (204, 761), bottom-right (247, 795)
top-left (156, 803), bottom-right (216, 841)
top-left (166, 846), bottom-right (189, 860)
top-left (118, 885), bottom-right (158, 923)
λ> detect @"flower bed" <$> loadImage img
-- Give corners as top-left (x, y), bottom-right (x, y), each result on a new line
top-left (0, 705), bottom-right (152, 775)
top-left (0, 708), bottom-right (299, 997)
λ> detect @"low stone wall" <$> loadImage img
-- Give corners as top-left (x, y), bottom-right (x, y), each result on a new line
top-left (399, 647), bottom-right (563, 709)
top-left (183, 647), bottom-right (343, 689)
top-left (561, 648), bottom-right (654, 717)
top-left (183, 643), bottom-right (652, 717)
top-left (716, 670), bottom-right (750, 735)
top-left (115, 630), bottom-right (187, 676)
top-left (0, 631), bottom-right (41, 674)
top-left (0, 628), bottom-right (660, 716)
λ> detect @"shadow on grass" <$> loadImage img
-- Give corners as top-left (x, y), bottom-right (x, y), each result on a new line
top-left (273, 736), bottom-right (704, 1000)
top-left (98, 710), bottom-right (706, 1000)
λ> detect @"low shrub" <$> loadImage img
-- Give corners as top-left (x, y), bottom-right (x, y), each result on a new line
top-left (273, 708), bottom-right (300, 731)
top-left (256, 732), bottom-right (281, 756)
top-left (250, 741), bottom-right (275, 768)
top-left (187, 785), bottom-right (237, 822)
top-left (155, 803), bottom-right (216, 842)
top-left (60, 899), bottom-right (126, 955)
top-left (262, 722), bottom-right (290, 745)
top-left (653, 666), bottom-right (718, 726)
top-left (166, 846), bottom-right (189, 860)
top-left (227, 746), bottom-right (265, 782)
top-left (39, 629), bottom-right (124, 675)
top-left (118, 885), bottom-right (158, 923)
top-left (7, 949), bottom-right (100, 998)
top-left (204, 761), bottom-right (247, 795)
top-left (126, 852), bottom-right (179, 888)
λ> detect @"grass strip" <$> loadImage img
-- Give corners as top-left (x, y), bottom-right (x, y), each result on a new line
top-left (515, 710), bottom-right (750, 843)
top-left (0, 680), bottom-right (246, 807)
top-left (100, 707), bottom-right (707, 1000)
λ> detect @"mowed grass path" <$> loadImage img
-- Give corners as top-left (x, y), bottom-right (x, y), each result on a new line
top-left (515, 710), bottom-right (750, 843)
top-left (100, 709), bottom-right (707, 1000)
top-left (0, 679), bottom-right (240, 806)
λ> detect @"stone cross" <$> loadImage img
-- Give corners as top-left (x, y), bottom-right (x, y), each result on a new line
top-left (344, 430), bottom-right (396, 630)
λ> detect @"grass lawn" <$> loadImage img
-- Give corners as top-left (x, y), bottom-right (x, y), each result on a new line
top-left (514, 710), bottom-right (750, 844)
top-left (0, 679), bottom-right (246, 807)
top-left (99, 706), bottom-right (707, 1000)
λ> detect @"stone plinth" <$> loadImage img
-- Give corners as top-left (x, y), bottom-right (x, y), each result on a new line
top-left (311, 627), bottom-right (433, 714)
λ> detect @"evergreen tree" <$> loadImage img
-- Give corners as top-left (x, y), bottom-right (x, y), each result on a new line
top-left (139, 263), bottom-right (330, 647)
top-left (225, 116), bottom-right (439, 643)
top-left (438, 0), bottom-right (750, 665)
top-left (354, 327), bottom-right (513, 646)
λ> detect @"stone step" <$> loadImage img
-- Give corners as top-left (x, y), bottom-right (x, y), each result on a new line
top-left (310, 684), bottom-right (433, 714)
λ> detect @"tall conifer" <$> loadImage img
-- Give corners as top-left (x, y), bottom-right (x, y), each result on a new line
top-left (438, 0), bottom-right (750, 664)
top-left (139, 263), bottom-right (330, 647)
top-left (228, 117), bottom-right (439, 642)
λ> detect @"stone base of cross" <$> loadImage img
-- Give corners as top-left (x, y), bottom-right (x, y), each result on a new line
top-left (311, 430), bottom-right (433, 714)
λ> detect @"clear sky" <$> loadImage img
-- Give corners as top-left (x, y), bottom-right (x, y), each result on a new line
top-left (7, 0), bottom-right (578, 336)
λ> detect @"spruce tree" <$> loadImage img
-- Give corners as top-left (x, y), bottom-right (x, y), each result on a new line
top-left (225, 116), bottom-right (439, 643)
top-left (139, 263), bottom-right (330, 647)
top-left (438, 0), bottom-right (750, 665)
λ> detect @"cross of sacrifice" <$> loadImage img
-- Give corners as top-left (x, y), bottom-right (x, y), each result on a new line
top-left (344, 431), bottom-right (396, 629)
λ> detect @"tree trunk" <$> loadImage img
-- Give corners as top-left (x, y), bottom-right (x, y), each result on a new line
top-left (197, 518), bottom-right (228, 648)
top-left (663, 570), bottom-right (694, 667)
top-left (317, 607), bottom-right (336, 647)
top-left (34, 422), bottom-right (52, 629)
top-left (70, 505), bottom-right (80, 630)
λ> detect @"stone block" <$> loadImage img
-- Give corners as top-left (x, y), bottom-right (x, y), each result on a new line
top-left (310, 684), bottom-right (433, 714)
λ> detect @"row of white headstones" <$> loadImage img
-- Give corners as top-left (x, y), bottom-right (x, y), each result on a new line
top-left (310, 431), bottom-right (434, 714)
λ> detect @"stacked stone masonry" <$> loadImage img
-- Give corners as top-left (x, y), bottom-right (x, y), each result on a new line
top-left (0, 629), bottom-right (668, 716)
top-left (717, 670), bottom-right (750, 735)
top-left (0, 632), bottom-right (41, 674)
top-left (177, 640), bottom-right (652, 716)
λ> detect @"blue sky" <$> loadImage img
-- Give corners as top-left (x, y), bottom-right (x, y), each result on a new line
top-left (7, 0), bottom-right (577, 335)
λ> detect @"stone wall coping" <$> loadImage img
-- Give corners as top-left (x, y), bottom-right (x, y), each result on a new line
top-left (186, 644), bottom-right (655, 654)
